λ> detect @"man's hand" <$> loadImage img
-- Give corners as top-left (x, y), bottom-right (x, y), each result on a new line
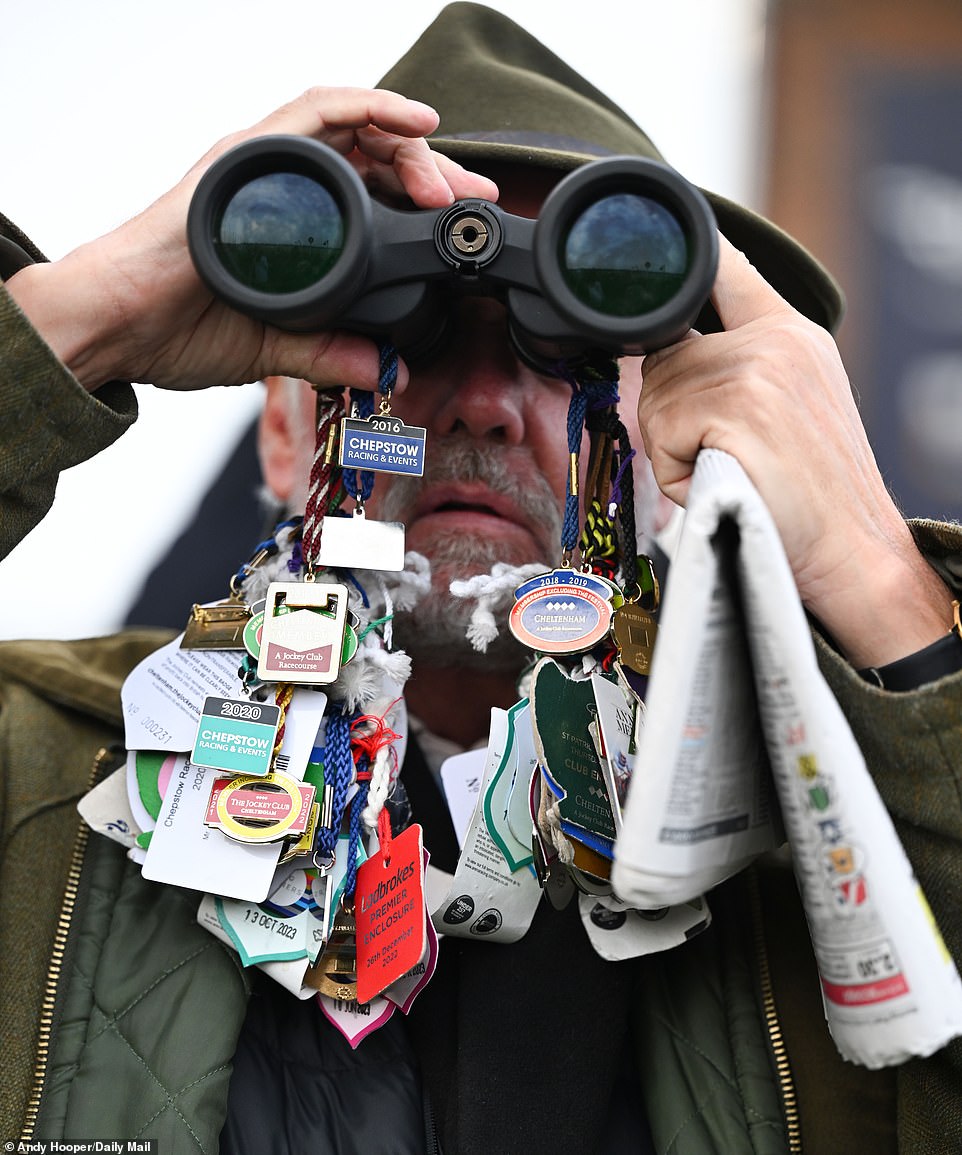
top-left (6, 87), bottom-right (498, 394)
top-left (637, 234), bottom-right (955, 668)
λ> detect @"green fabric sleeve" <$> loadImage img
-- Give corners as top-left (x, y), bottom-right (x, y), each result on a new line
top-left (0, 281), bottom-right (137, 560)
top-left (815, 519), bottom-right (962, 1154)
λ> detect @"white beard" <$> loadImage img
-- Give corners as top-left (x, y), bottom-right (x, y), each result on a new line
top-left (374, 438), bottom-right (562, 671)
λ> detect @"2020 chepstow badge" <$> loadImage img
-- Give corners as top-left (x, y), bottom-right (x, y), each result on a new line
top-left (508, 568), bottom-right (615, 654)
top-left (192, 695), bottom-right (281, 776)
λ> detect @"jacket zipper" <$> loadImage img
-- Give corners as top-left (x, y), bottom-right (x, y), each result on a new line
top-left (20, 744), bottom-right (115, 1141)
top-left (423, 1083), bottom-right (443, 1155)
top-left (748, 867), bottom-right (802, 1153)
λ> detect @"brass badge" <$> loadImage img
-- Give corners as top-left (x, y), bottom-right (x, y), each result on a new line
top-left (610, 601), bottom-right (658, 675)
top-left (306, 907), bottom-right (358, 1001)
top-left (181, 599), bottom-right (250, 651)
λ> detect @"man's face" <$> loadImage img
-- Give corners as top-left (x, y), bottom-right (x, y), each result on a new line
top-left (272, 164), bottom-right (646, 670)
top-left (365, 167), bottom-right (641, 667)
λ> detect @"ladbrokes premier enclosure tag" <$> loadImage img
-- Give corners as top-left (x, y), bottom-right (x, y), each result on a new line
top-left (355, 823), bottom-right (425, 1004)
top-left (192, 696), bottom-right (281, 777)
top-left (339, 414), bottom-right (426, 476)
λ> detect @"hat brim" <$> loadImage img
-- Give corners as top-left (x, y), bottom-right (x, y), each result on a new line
top-left (430, 135), bottom-right (844, 334)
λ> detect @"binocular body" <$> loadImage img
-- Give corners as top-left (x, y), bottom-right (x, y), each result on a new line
top-left (187, 135), bottom-right (719, 372)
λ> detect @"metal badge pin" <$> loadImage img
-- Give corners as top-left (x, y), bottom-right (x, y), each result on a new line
top-left (339, 411), bottom-right (426, 478)
top-left (508, 567), bottom-right (615, 655)
top-left (257, 581), bottom-right (349, 685)
top-left (305, 907), bottom-right (358, 1001)
top-left (204, 771), bottom-right (316, 844)
top-left (317, 502), bottom-right (406, 572)
top-left (181, 598), bottom-right (251, 651)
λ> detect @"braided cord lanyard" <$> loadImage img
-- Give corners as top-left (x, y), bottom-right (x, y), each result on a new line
top-left (270, 682), bottom-right (296, 766)
top-left (343, 712), bottom-right (402, 900)
top-left (613, 418), bottom-right (643, 599)
top-left (345, 343), bottom-right (399, 511)
top-left (314, 703), bottom-right (356, 869)
top-left (296, 384), bottom-right (355, 863)
top-left (598, 406), bottom-right (659, 609)
top-left (561, 358), bottom-right (621, 563)
top-left (230, 516), bottom-right (304, 595)
top-left (315, 706), bottom-right (401, 899)
top-left (581, 404), bottom-right (619, 580)
top-left (301, 388), bottom-right (348, 576)
top-left (581, 409), bottom-right (640, 586)
top-left (300, 346), bottom-right (400, 881)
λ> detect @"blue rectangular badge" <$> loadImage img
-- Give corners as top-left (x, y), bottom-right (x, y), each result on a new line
top-left (340, 415), bottom-right (426, 476)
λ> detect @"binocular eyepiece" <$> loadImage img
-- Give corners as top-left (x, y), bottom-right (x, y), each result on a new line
top-left (187, 134), bottom-right (719, 372)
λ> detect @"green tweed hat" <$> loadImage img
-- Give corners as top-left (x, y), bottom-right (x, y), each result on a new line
top-left (379, 2), bottom-right (843, 332)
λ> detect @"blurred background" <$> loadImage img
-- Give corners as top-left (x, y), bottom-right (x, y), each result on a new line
top-left (1, 0), bottom-right (960, 637)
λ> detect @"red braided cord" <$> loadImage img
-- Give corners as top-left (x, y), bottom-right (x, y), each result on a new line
top-left (302, 389), bottom-right (346, 571)
top-left (349, 712), bottom-right (402, 766)
top-left (377, 806), bottom-right (393, 864)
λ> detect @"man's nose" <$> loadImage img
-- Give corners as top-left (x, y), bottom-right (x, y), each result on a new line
top-left (425, 299), bottom-right (528, 444)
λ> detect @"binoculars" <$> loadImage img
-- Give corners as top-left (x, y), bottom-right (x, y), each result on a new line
top-left (187, 135), bottom-right (719, 372)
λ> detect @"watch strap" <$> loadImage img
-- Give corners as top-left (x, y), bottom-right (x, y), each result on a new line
top-left (859, 600), bottom-right (962, 691)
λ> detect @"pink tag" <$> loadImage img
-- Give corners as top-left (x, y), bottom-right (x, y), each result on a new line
top-left (316, 992), bottom-right (395, 1049)
top-left (382, 848), bottom-right (438, 1013)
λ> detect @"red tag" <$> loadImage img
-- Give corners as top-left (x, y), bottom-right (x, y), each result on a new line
top-left (355, 823), bottom-right (425, 1005)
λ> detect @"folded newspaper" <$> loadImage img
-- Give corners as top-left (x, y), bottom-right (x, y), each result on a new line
top-left (611, 447), bottom-right (962, 1068)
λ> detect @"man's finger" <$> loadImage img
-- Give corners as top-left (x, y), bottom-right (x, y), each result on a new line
top-left (710, 232), bottom-right (790, 332)
top-left (251, 87), bottom-right (441, 142)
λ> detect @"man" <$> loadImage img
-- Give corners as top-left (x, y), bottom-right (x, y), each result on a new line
top-left (2, 4), bottom-right (961, 1152)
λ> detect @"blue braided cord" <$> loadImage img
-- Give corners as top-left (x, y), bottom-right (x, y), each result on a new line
top-left (345, 344), bottom-right (399, 502)
top-left (560, 371), bottom-right (622, 553)
top-left (345, 570), bottom-right (371, 608)
top-left (345, 388), bottom-right (375, 502)
top-left (315, 706), bottom-right (355, 859)
top-left (232, 538), bottom-right (277, 586)
top-left (562, 387), bottom-right (589, 552)
top-left (349, 387), bottom-right (375, 418)
top-left (231, 516), bottom-right (304, 587)
top-left (344, 772), bottom-right (370, 900)
top-left (566, 388), bottom-right (588, 455)
top-left (378, 343), bottom-right (398, 396)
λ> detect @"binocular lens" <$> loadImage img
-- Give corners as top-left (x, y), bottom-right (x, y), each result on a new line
top-left (559, 193), bottom-right (690, 318)
top-left (214, 172), bottom-right (346, 295)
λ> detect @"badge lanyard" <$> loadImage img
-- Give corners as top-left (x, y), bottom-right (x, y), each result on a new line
top-left (503, 354), bottom-right (664, 901)
top-left (301, 388), bottom-right (348, 577)
top-left (507, 357), bottom-right (631, 657)
top-left (344, 343), bottom-right (399, 515)
top-left (298, 349), bottom-right (394, 570)
top-left (560, 359), bottom-right (621, 567)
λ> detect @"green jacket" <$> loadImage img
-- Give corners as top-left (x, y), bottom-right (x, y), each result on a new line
top-left (3, 252), bottom-right (962, 1152)
top-left (0, 626), bottom-right (951, 1154)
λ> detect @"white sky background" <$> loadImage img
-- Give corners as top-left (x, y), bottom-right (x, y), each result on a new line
top-left (0, 0), bottom-right (765, 638)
